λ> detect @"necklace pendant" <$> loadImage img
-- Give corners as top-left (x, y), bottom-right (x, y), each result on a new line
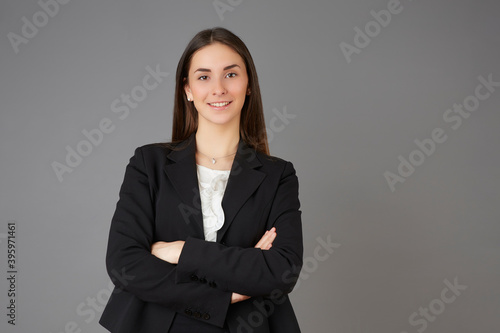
top-left (212, 158), bottom-right (216, 164)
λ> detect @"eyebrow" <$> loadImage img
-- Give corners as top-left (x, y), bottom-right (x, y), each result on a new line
top-left (194, 64), bottom-right (240, 73)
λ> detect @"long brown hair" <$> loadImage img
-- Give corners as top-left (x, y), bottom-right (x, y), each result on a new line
top-left (171, 27), bottom-right (269, 155)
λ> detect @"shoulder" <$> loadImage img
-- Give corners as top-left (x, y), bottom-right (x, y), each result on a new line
top-left (125, 141), bottom-right (185, 172)
top-left (136, 142), bottom-right (173, 155)
top-left (256, 151), bottom-right (298, 179)
top-left (123, 141), bottom-right (186, 185)
top-left (132, 140), bottom-right (188, 160)
top-left (127, 143), bottom-right (167, 162)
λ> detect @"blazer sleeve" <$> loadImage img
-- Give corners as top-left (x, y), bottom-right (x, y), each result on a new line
top-left (105, 147), bottom-right (232, 328)
top-left (175, 161), bottom-right (303, 296)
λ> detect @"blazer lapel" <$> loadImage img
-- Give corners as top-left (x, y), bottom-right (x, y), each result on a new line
top-left (162, 134), bottom-right (267, 242)
top-left (217, 141), bottom-right (266, 242)
top-left (163, 135), bottom-right (205, 239)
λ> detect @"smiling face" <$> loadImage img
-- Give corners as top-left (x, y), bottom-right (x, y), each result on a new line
top-left (184, 42), bottom-right (249, 129)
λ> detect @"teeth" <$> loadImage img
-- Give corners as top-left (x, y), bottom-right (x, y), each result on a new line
top-left (209, 102), bottom-right (230, 107)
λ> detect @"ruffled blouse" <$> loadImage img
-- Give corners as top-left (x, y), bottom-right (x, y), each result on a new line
top-left (196, 164), bottom-right (231, 242)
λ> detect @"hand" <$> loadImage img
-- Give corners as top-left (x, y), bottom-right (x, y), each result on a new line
top-left (231, 292), bottom-right (251, 304)
top-left (254, 227), bottom-right (277, 250)
top-left (151, 240), bottom-right (185, 264)
top-left (231, 227), bottom-right (277, 304)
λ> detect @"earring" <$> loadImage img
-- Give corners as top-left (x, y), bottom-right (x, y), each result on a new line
top-left (187, 97), bottom-right (191, 101)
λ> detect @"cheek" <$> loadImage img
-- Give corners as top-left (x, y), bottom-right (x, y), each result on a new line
top-left (231, 80), bottom-right (249, 96)
top-left (190, 83), bottom-right (207, 97)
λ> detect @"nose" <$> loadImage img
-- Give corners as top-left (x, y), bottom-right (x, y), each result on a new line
top-left (212, 78), bottom-right (227, 96)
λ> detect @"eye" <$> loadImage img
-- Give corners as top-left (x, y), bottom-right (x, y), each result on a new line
top-left (225, 72), bottom-right (237, 78)
top-left (198, 75), bottom-right (208, 81)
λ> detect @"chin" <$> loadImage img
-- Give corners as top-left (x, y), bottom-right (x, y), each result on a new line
top-left (199, 113), bottom-right (240, 127)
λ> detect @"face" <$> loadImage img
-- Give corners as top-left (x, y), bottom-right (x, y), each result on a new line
top-left (184, 42), bottom-right (250, 128)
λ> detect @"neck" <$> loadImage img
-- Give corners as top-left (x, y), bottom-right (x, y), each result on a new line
top-left (195, 123), bottom-right (240, 158)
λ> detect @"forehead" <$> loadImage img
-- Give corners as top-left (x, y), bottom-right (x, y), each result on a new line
top-left (189, 43), bottom-right (245, 71)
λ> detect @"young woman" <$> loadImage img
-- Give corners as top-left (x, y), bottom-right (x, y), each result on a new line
top-left (99, 27), bottom-right (303, 333)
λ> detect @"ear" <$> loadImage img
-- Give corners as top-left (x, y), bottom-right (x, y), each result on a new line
top-left (184, 78), bottom-right (192, 100)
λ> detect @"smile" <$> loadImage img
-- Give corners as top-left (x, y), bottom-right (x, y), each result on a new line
top-left (208, 101), bottom-right (232, 107)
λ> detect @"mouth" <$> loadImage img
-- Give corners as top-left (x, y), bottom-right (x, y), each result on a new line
top-left (208, 101), bottom-right (232, 107)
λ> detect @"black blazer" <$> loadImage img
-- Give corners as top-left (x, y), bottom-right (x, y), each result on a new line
top-left (99, 134), bottom-right (303, 333)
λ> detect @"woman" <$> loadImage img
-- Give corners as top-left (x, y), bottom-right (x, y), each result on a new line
top-left (99, 27), bottom-right (303, 333)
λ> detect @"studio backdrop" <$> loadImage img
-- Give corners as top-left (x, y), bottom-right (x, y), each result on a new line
top-left (1, 0), bottom-right (499, 332)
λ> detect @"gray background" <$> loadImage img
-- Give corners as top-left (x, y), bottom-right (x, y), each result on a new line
top-left (1, 0), bottom-right (499, 332)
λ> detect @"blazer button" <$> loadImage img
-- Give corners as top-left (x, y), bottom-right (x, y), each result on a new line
top-left (203, 313), bottom-right (210, 320)
top-left (193, 311), bottom-right (201, 318)
top-left (200, 277), bottom-right (207, 284)
top-left (185, 309), bottom-right (192, 316)
top-left (190, 274), bottom-right (199, 282)
top-left (209, 281), bottom-right (217, 288)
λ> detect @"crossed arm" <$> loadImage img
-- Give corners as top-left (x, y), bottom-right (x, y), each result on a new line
top-left (151, 227), bottom-right (278, 304)
top-left (105, 147), bottom-right (302, 327)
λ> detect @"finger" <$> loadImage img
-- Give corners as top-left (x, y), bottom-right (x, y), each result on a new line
top-left (263, 227), bottom-right (276, 241)
top-left (263, 231), bottom-right (276, 248)
top-left (255, 228), bottom-right (277, 249)
top-left (265, 231), bottom-right (277, 250)
top-left (264, 236), bottom-right (276, 250)
top-left (255, 228), bottom-right (274, 249)
top-left (254, 230), bottom-right (269, 249)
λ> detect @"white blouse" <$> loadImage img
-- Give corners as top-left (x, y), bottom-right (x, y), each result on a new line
top-left (196, 164), bottom-right (231, 242)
